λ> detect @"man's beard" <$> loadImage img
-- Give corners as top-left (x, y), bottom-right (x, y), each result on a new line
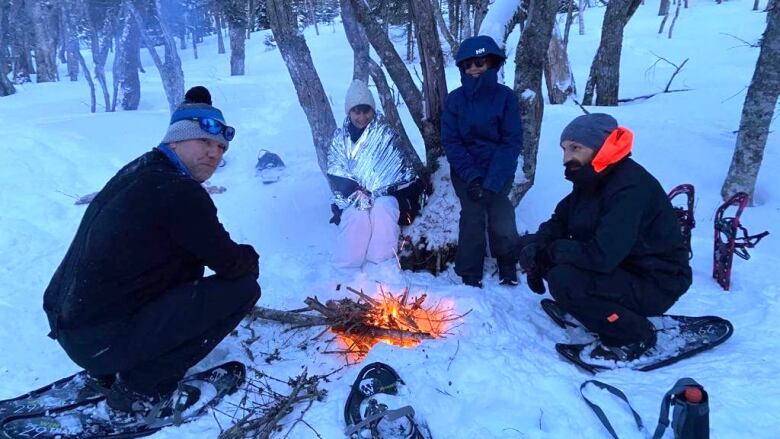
top-left (564, 160), bottom-right (583, 181)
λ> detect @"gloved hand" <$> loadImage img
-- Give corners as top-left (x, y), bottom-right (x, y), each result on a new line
top-left (329, 204), bottom-right (342, 226)
top-left (467, 177), bottom-right (485, 203)
top-left (526, 272), bottom-right (546, 294)
top-left (517, 242), bottom-right (541, 273)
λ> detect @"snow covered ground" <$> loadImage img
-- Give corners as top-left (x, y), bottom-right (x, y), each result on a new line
top-left (1, 1), bottom-right (778, 438)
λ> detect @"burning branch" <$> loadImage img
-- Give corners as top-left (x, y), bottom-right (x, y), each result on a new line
top-left (249, 285), bottom-right (467, 359)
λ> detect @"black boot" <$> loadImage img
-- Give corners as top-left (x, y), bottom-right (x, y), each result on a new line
top-left (106, 379), bottom-right (201, 419)
top-left (589, 331), bottom-right (657, 362)
top-left (497, 257), bottom-right (518, 286)
top-left (462, 276), bottom-right (483, 288)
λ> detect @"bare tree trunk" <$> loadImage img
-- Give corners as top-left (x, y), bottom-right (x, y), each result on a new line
top-left (659, 0), bottom-right (670, 15)
top-left (512, 0), bottom-right (558, 204)
top-left (306, 0), bottom-right (319, 35)
top-left (214, 4), bottom-right (226, 54)
top-left (582, 0), bottom-right (642, 106)
top-left (658, 11), bottom-right (669, 34)
top-left (368, 58), bottom-right (414, 157)
top-left (267, 0), bottom-right (336, 175)
top-left (339, 0), bottom-right (369, 81)
top-left (113, 1), bottom-right (141, 111)
top-left (405, 20), bottom-right (414, 62)
top-left (431, 0), bottom-right (459, 58)
top-left (9, 0), bottom-right (33, 83)
top-left (459, 0), bottom-right (471, 39)
top-left (448, 0), bottom-right (458, 38)
top-left (28, 0), bottom-right (59, 83)
top-left (0, 0), bottom-right (16, 95)
top-left (578, 0), bottom-right (586, 35)
top-left (473, 0), bottom-right (490, 34)
top-left (668, 1), bottom-right (681, 39)
top-left (721, 0), bottom-right (779, 203)
top-left (753, 0), bottom-right (760, 10)
top-left (563, 0), bottom-right (575, 48)
top-left (408, 0), bottom-right (447, 167)
top-left (545, 22), bottom-right (576, 104)
top-left (129, 1), bottom-right (185, 113)
top-left (222, 0), bottom-right (247, 75)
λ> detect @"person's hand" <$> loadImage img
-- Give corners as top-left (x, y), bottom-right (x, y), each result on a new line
top-left (467, 178), bottom-right (485, 203)
top-left (526, 272), bottom-right (546, 294)
top-left (517, 242), bottom-right (540, 273)
top-left (329, 204), bottom-right (342, 226)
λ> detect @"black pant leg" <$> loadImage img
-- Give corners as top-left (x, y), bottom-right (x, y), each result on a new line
top-left (452, 173), bottom-right (487, 279)
top-left (119, 274), bottom-right (260, 395)
top-left (545, 264), bottom-right (654, 346)
top-left (486, 179), bottom-right (519, 261)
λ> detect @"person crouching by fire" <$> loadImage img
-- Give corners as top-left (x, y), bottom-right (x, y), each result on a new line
top-left (327, 79), bottom-right (427, 269)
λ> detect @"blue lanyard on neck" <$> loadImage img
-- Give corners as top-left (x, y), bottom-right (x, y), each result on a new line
top-left (156, 143), bottom-right (192, 178)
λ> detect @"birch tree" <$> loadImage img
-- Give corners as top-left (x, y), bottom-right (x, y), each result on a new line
top-left (582, 0), bottom-right (642, 106)
top-left (721, 0), bottom-right (779, 203)
top-left (113, 1), bottom-right (142, 111)
top-left (513, 0), bottom-right (558, 203)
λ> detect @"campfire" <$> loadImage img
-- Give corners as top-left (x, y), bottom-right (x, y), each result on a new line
top-left (251, 285), bottom-right (466, 360)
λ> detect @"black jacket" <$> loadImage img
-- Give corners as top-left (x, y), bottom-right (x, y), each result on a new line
top-left (537, 157), bottom-right (691, 297)
top-left (43, 149), bottom-right (258, 334)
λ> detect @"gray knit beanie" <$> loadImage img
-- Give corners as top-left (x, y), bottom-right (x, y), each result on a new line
top-left (560, 113), bottom-right (618, 151)
top-left (344, 79), bottom-right (376, 115)
top-left (162, 86), bottom-right (232, 150)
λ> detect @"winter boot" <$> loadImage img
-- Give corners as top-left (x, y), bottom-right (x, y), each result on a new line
top-left (589, 331), bottom-right (657, 362)
top-left (462, 276), bottom-right (483, 288)
top-left (106, 379), bottom-right (201, 421)
top-left (497, 257), bottom-right (519, 286)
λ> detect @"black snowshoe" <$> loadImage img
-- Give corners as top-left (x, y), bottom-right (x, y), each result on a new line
top-left (0, 372), bottom-right (108, 423)
top-left (344, 362), bottom-right (432, 439)
top-left (0, 361), bottom-right (245, 439)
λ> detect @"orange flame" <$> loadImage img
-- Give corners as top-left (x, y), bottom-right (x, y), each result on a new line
top-left (332, 285), bottom-right (461, 361)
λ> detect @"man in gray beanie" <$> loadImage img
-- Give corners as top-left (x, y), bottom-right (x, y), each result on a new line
top-left (517, 113), bottom-right (691, 364)
top-left (43, 86), bottom-right (259, 419)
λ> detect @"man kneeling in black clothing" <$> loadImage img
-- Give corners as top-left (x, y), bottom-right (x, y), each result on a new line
top-left (518, 113), bottom-right (691, 361)
top-left (43, 86), bottom-right (260, 415)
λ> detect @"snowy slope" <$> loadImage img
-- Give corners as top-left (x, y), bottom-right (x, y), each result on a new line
top-left (0, 1), bottom-right (778, 438)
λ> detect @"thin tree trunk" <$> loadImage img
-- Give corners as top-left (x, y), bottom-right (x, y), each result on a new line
top-left (408, 0), bottom-right (448, 167)
top-left (306, 0), bottom-right (319, 35)
top-left (582, 0), bottom-right (642, 106)
top-left (406, 20), bottom-right (414, 63)
top-left (448, 0), bottom-right (458, 38)
top-left (0, 0), bottom-right (16, 95)
top-left (431, 0), bottom-right (459, 58)
top-left (563, 0), bottom-right (575, 48)
top-left (578, 0), bottom-right (586, 35)
top-left (339, 0), bottom-right (369, 81)
top-left (129, 1), bottom-right (185, 113)
top-left (223, 0), bottom-right (248, 76)
top-left (28, 0), bottom-right (59, 83)
top-left (753, 0), bottom-right (760, 11)
top-left (215, 8), bottom-right (226, 54)
top-left (512, 0), bottom-right (558, 204)
top-left (721, 0), bottom-right (779, 203)
top-left (367, 58), bottom-right (413, 155)
top-left (658, 12), bottom-right (669, 34)
top-left (659, 0), bottom-right (670, 16)
top-left (113, 1), bottom-right (141, 111)
top-left (76, 47), bottom-right (96, 112)
top-left (473, 0), bottom-right (489, 34)
top-left (545, 22), bottom-right (576, 104)
top-left (668, 1), bottom-right (681, 39)
top-left (10, 0), bottom-right (33, 83)
top-left (460, 0), bottom-right (471, 39)
top-left (266, 0), bottom-right (336, 176)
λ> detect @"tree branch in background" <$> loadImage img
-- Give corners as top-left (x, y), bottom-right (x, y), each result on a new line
top-left (431, 0), bottom-right (459, 59)
top-left (618, 55), bottom-right (690, 102)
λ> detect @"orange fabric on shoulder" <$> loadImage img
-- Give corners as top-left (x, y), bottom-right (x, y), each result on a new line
top-left (591, 126), bottom-right (634, 173)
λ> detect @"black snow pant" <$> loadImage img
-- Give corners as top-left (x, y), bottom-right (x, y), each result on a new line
top-left (452, 173), bottom-right (519, 280)
top-left (56, 274), bottom-right (260, 396)
top-left (544, 264), bottom-right (677, 346)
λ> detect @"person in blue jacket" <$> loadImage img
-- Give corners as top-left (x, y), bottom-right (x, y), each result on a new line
top-left (441, 35), bottom-right (522, 288)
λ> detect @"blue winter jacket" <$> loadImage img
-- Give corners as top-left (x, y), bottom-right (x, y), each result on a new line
top-left (441, 68), bottom-right (522, 193)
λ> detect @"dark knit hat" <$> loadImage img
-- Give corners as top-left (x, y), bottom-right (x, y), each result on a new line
top-left (162, 86), bottom-right (233, 149)
top-left (560, 113), bottom-right (618, 151)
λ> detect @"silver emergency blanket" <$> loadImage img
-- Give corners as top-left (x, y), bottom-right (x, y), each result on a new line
top-left (328, 115), bottom-right (422, 210)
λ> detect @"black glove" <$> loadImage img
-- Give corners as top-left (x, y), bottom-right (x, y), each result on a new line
top-left (526, 272), bottom-right (546, 294)
top-left (467, 177), bottom-right (485, 203)
top-left (329, 204), bottom-right (342, 226)
top-left (517, 242), bottom-right (540, 273)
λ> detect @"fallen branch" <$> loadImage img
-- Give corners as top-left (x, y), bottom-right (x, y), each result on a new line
top-left (250, 306), bottom-right (330, 327)
top-left (622, 55), bottom-right (691, 102)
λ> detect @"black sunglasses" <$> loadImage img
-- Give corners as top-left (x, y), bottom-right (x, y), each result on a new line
top-left (190, 117), bottom-right (235, 142)
top-left (461, 57), bottom-right (487, 70)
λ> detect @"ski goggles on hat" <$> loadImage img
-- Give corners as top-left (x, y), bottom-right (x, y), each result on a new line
top-left (189, 117), bottom-right (235, 142)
